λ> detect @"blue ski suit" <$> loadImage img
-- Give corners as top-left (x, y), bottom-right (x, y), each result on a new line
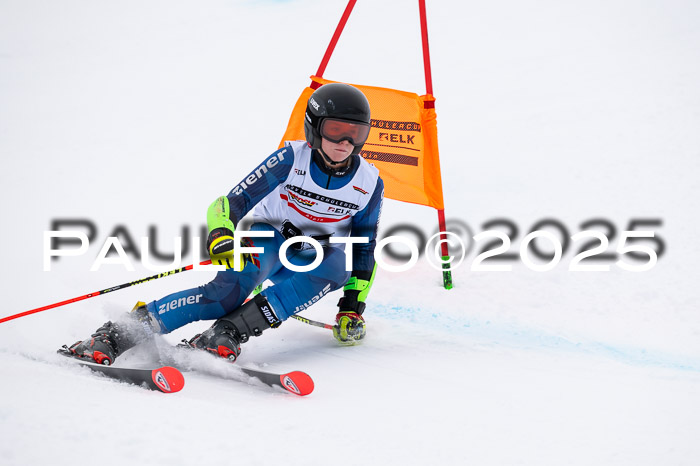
top-left (146, 143), bottom-right (384, 333)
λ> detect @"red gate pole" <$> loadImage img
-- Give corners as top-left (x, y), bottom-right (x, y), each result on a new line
top-left (313, 0), bottom-right (358, 88)
top-left (419, 0), bottom-right (452, 289)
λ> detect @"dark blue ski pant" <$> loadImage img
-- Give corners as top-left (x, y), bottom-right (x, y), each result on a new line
top-left (145, 223), bottom-right (350, 333)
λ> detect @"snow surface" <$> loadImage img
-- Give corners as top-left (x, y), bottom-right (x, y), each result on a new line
top-left (2, 1), bottom-right (700, 465)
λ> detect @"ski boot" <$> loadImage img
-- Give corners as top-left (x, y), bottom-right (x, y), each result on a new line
top-left (179, 294), bottom-right (281, 363)
top-left (59, 302), bottom-right (159, 366)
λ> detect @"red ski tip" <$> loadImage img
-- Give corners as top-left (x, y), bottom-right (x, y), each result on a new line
top-left (151, 366), bottom-right (185, 393)
top-left (280, 371), bottom-right (314, 396)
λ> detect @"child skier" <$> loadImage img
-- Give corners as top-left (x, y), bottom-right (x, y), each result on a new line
top-left (62, 83), bottom-right (384, 365)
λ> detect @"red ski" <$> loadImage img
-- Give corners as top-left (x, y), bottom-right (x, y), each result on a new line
top-left (59, 347), bottom-right (185, 393)
top-left (241, 367), bottom-right (314, 396)
top-left (79, 362), bottom-right (185, 393)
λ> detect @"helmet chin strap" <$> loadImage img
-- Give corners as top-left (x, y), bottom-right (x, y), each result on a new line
top-left (319, 147), bottom-right (350, 167)
top-left (317, 148), bottom-right (353, 176)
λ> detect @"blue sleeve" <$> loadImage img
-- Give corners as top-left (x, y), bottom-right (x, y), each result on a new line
top-left (226, 146), bottom-right (294, 224)
top-left (350, 176), bottom-right (384, 273)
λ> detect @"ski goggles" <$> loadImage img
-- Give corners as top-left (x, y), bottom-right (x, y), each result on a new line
top-left (320, 118), bottom-right (371, 146)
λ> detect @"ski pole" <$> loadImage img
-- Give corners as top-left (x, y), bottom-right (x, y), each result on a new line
top-left (251, 284), bottom-right (334, 330)
top-left (0, 260), bottom-right (212, 325)
top-left (291, 314), bottom-right (335, 330)
top-left (249, 284), bottom-right (336, 330)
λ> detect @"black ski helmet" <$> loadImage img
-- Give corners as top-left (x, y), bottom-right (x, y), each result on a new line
top-left (304, 83), bottom-right (371, 156)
